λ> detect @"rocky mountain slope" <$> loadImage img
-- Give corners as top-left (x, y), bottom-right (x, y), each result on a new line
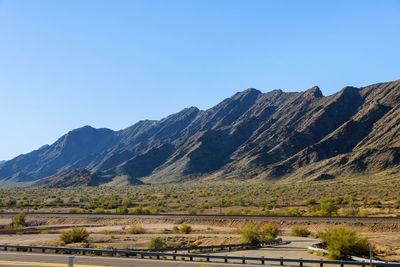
top-left (1, 80), bottom-right (400, 186)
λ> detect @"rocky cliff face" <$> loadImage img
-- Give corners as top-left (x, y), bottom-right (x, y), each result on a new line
top-left (2, 80), bottom-right (400, 187)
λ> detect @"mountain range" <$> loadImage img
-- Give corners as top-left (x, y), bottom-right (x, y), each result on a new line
top-left (1, 79), bottom-right (400, 187)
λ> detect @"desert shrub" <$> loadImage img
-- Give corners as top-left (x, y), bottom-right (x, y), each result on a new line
top-left (238, 222), bottom-right (280, 244)
top-left (126, 224), bottom-right (145, 234)
top-left (129, 205), bottom-right (149, 215)
top-left (172, 226), bottom-right (179, 233)
top-left (93, 207), bottom-right (105, 214)
top-left (357, 209), bottom-right (370, 217)
top-left (115, 206), bottom-right (128, 214)
top-left (60, 227), bottom-right (90, 244)
top-left (69, 208), bottom-right (78, 213)
top-left (319, 197), bottom-right (338, 216)
top-left (12, 212), bottom-right (26, 227)
top-left (304, 198), bottom-right (317, 205)
top-left (6, 212), bottom-right (26, 229)
top-left (180, 224), bottom-right (192, 234)
top-left (148, 236), bottom-right (166, 249)
top-left (225, 209), bottom-right (242, 215)
top-left (260, 223), bottom-right (280, 240)
top-left (339, 206), bottom-right (359, 217)
top-left (291, 226), bottom-right (311, 237)
top-left (317, 226), bottom-right (370, 259)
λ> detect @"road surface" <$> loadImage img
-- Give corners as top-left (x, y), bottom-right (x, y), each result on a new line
top-left (0, 251), bottom-right (285, 267)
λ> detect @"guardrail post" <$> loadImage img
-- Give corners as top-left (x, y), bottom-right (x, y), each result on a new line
top-left (206, 255), bottom-right (209, 262)
top-left (4, 247), bottom-right (7, 251)
top-left (173, 255), bottom-right (176, 260)
top-left (224, 256), bottom-right (228, 263)
top-left (190, 256), bottom-right (193, 261)
top-left (319, 260), bottom-right (323, 267)
top-left (68, 256), bottom-right (74, 267)
top-left (16, 248), bottom-right (19, 252)
top-left (299, 258), bottom-right (303, 266)
top-left (242, 256), bottom-right (245, 264)
top-left (229, 246), bottom-right (231, 251)
top-left (140, 254), bottom-right (144, 259)
top-left (42, 248), bottom-right (45, 253)
top-left (157, 255), bottom-right (160, 259)
top-left (340, 264), bottom-right (343, 267)
top-left (280, 257), bottom-right (283, 265)
top-left (261, 256), bottom-right (264, 264)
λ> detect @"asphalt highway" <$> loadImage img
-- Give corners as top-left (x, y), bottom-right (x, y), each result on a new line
top-left (0, 251), bottom-right (282, 267)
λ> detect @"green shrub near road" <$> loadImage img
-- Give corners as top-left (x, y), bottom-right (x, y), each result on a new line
top-left (60, 227), bottom-right (90, 244)
top-left (238, 222), bottom-right (280, 244)
top-left (317, 226), bottom-right (371, 259)
top-left (291, 226), bottom-right (311, 237)
top-left (148, 236), bottom-right (166, 249)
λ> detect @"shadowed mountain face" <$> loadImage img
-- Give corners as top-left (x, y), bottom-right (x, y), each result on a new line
top-left (1, 80), bottom-right (400, 187)
top-left (0, 161), bottom-right (5, 166)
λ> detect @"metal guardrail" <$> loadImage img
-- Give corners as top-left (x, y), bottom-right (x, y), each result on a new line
top-left (0, 244), bottom-right (398, 266)
top-left (135, 238), bottom-right (282, 252)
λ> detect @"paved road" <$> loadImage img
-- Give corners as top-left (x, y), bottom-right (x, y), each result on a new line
top-left (0, 251), bottom-right (284, 267)
top-left (213, 236), bottom-right (324, 267)
top-left (1, 213), bottom-right (399, 223)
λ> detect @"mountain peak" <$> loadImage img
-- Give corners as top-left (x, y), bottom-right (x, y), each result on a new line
top-left (305, 86), bottom-right (323, 98)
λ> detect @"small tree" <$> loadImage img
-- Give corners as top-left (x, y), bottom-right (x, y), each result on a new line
top-left (317, 226), bottom-right (370, 259)
top-left (148, 236), bottom-right (166, 249)
top-left (60, 227), bottom-right (90, 244)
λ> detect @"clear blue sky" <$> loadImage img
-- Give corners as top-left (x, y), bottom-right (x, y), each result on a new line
top-left (0, 0), bottom-right (399, 160)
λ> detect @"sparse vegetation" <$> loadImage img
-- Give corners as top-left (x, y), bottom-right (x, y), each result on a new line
top-left (0, 176), bottom-right (398, 218)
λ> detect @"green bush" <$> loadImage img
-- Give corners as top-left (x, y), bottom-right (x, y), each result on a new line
top-left (238, 222), bottom-right (280, 244)
top-left (291, 226), bottom-right (311, 237)
top-left (126, 224), bottom-right (145, 234)
top-left (317, 226), bottom-right (370, 259)
top-left (93, 207), bottom-right (105, 214)
top-left (60, 227), bottom-right (90, 244)
top-left (148, 236), bottom-right (166, 249)
top-left (180, 224), bottom-right (192, 234)
top-left (319, 197), bottom-right (338, 216)
top-left (260, 223), bottom-right (280, 240)
top-left (12, 212), bottom-right (26, 227)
